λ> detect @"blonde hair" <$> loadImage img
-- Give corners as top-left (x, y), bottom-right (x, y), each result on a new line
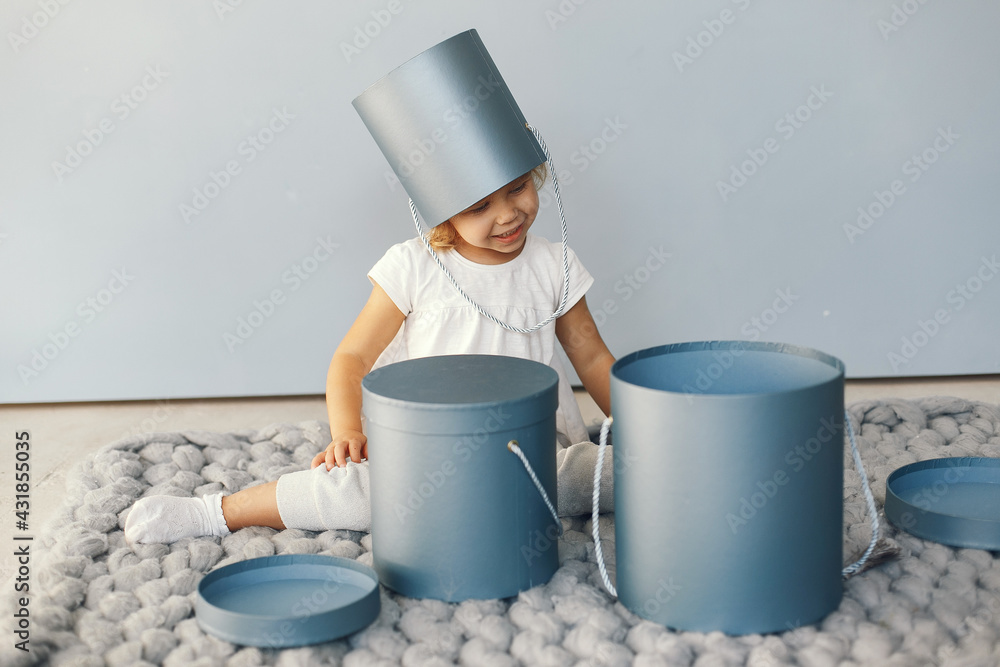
top-left (428, 163), bottom-right (548, 251)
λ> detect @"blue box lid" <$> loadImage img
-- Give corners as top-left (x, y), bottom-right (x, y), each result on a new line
top-left (362, 354), bottom-right (558, 435)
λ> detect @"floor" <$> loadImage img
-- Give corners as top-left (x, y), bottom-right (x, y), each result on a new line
top-left (1, 375), bottom-right (997, 587)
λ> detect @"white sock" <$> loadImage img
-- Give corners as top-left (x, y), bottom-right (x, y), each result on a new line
top-left (125, 493), bottom-right (231, 544)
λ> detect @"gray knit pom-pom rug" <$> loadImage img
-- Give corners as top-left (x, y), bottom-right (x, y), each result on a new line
top-left (5, 397), bottom-right (1000, 666)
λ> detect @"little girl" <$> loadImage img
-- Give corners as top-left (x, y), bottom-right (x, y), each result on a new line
top-left (124, 29), bottom-right (617, 544)
top-left (125, 165), bottom-right (616, 543)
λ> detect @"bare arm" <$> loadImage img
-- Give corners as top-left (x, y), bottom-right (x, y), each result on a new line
top-left (555, 296), bottom-right (615, 417)
top-left (314, 281), bottom-right (406, 469)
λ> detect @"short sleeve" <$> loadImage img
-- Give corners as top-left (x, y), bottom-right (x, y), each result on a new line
top-left (534, 239), bottom-right (593, 314)
top-left (565, 245), bottom-right (594, 311)
top-left (368, 242), bottom-right (414, 315)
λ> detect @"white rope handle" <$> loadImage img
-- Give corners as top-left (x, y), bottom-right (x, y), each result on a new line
top-left (842, 408), bottom-right (880, 578)
top-left (508, 440), bottom-right (562, 536)
top-left (592, 416), bottom-right (616, 596)
top-left (409, 124), bottom-right (571, 335)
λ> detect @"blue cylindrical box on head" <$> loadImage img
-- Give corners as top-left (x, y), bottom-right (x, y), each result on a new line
top-left (610, 341), bottom-right (845, 635)
top-left (362, 355), bottom-right (560, 601)
top-left (353, 29), bottom-right (546, 225)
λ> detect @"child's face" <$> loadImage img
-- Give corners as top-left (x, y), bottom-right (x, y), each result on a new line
top-left (448, 172), bottom-right (538, 264)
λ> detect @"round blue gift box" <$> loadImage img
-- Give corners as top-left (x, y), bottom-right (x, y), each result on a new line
top-left (610, 341), bottom-right (846, 635)
top-left (362, 354), bottom-right (560, 601)
top-left (885, 457), bottom-right (1000, 550)
top-left (195, 554), bottom-right (380, 647)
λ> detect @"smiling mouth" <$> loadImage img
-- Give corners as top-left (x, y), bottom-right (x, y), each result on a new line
top-left (493, 224), bottom-right (523, 240)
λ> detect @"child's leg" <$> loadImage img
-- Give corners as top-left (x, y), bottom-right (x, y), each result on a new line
top-left (222, 481), bottom-right (284, 530)
top-left (124, 483), bottom-right (284, 545)
top-left (125, 492), bottom-right (231, 544)
top-left (556, 441), bottom-right (615, 517)
top-left (125, 463), bottom-right (371, 544)
top-left (274, 462), bottom-right (371, 532)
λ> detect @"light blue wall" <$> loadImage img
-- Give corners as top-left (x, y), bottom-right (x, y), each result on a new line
top-left (3, 0), bottom-right (998, 403)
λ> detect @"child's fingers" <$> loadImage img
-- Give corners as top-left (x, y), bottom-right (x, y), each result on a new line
top-left (333, 442), bottom-right (349, 469)
top-left (316, 434), bottom-right (367, 469)
top-left (349, 439), bottom-right (365, 465)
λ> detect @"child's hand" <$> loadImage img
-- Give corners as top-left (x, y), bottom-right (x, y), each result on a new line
top-left (311, 430), bottom-right (368, 470)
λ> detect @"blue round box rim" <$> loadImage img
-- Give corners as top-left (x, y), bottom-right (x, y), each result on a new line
top-left (362, 354), bottom-right (558, 435)
top-left (885, 457), bottom-right (1000, 550)
top-left (195, 554), bottom-right (380, 647)
top-left (612, 340), bottom-right (844, 398)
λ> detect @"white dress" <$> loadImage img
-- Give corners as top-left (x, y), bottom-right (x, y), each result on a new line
top-left (368, 233), bottom-right (592, 445)
top-left (274, 234), bottom-right (612, 531)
